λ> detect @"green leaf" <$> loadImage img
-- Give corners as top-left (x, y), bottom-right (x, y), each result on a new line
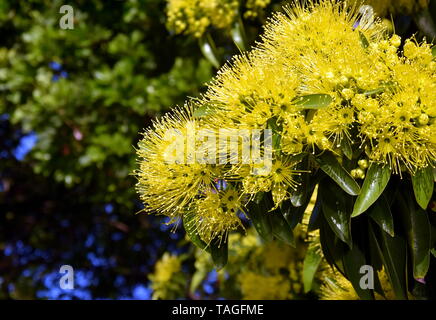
top-left (341, 137), bottom-right (353, 160)
top-left (307, 191), bottom-right (322, 232)
top-left (369, 222), bottom-right (408, 300)
top-left (230, 17), bottom-right (247, 52)
top-left (363, 81), bottom-right (396, 97)
top-left (317, 152), bottom-right (360, 196)
top-left (319, 212), bottom-right (346, 275)
top-left (412, 166), bottom-right (434, 210)
top-left (303, 242), bottom-right (323, 293)
top-left (368, 195), bottom-right (394, 237)
top-left (352, 163), bottom-right (391, 217)
top-left (193, 103), bottom-right (216, 118)
top-left (293, 94), bottom-right (333, 109)
top-left (359, 31), bottom-right (370, 49)
top-left (183, 212), bottom-right (209, 251)
top-left (269, 209), bottom-right (295, 246)
top-left (290, 171), bottom-right (310, 207)
top-left (320, 181), bottom-right (353, 247)
top-left (199, 33), bottom-right (220, 69)
top-left (246, 194), bottom-right (273, 241)
top-left (363, 87), bottom-right (386, 96)
top-left (398, 191), bottom-right (431, 279)
top-left (210, 236), bottom-right (228, 270)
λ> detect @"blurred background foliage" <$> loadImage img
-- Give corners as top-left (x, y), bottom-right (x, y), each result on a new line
top-left (0, 0), bottom-right (435, 299)
top-left (0, 0), bottom-right (283, 299)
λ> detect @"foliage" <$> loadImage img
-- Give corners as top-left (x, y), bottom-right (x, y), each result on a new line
top-left (0, 0), bottom-right (213, 299)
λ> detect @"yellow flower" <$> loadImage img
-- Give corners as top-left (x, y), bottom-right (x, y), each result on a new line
top-left (152, 253), bottom-right (182, 283)
top-left (166, 0), bottom-right (239, 38)
top-left (149, 253), bottom-right (185, 299)
top-left (238, 271), bottom-right (291, 300)
top-left (192, 187), bottom-right (245, 244)
top-left (320, 268), bottom-right (397, 300)
top-left (135, 105), bottom-right (219, 218)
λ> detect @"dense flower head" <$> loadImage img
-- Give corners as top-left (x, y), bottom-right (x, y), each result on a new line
top-left (135, 105), bottom-right (220, 218)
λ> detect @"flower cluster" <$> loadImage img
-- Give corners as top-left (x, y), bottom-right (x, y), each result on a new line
top-left (191, 226), bottom-right (320, 299)
top-left (149, 253), bottom-right (186, 300)
top-left (166, 0), bottom-right (271, 38)
top-left (137, 0), bottom-right (435, 246)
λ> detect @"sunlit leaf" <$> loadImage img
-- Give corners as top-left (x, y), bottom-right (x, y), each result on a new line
top-left (368, 195), bottom-right (394, 237)
top-left (293, 94), bottom-right (333, 109)
top-left (303, 242), bottom-right (323, 293)
top-left (412, 166), bottom-right (434, 210)
top-left (317, 152), bottom-right (360, 196)
top-left (183, 212), bottom-right (209, 251)
top-left (352, 163), bottom-right (391, 217)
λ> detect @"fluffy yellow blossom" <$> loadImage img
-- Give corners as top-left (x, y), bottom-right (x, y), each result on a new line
top-left (192, 187), bottom-right (246, 244)
top-left (135, 105), bottom-right (220, 219)
top-left (168, 0), bottom-right (266, 38)
top-left (320, 268), bottom-right (396, 300)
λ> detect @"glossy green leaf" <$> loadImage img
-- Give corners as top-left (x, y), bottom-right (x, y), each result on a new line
top-left (368, 195), bottom-right (394, 237)
top-left (290, 168), bottom-right (310, 207)
top-left (359, 31), bottom-right (370, 49)
top-left (398, 192), bottom-right (431, 279)
top-left (293, 94), bottom-right (333, 109)
top-left (230, 17), bottom-right (247, 52)
top-left (369, 222), bottom-right (408, 300)
top-left (320, 182), bottom-right (353, 247)
top-left (317, 152), bottom-right (360, 196)
top-left (352, 163), bottom-right (391, 217)
top-left (269, 209), bottom-right (295, 246)
top-left (210, 236), bottom-right (228, 270)
top-left (319, 213), bottom-right (346, 275)
top-left (183, 212), bottom-right (209, 251)
top-left (412, 166), bottom-right (434, 210)
top-left (246, 194), bottom-right (273, 241)
top-left (303, 242), bottom-right (323, 293)
top-left (341, 137), bottom-right (353, 160)
top-left (199, 33), bottom-right (220, 69)
top-left (307, 191), bottom-right (322, 232)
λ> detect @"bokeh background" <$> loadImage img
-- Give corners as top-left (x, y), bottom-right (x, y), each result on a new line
top-left (1, 0), bottom-right (435, 299)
